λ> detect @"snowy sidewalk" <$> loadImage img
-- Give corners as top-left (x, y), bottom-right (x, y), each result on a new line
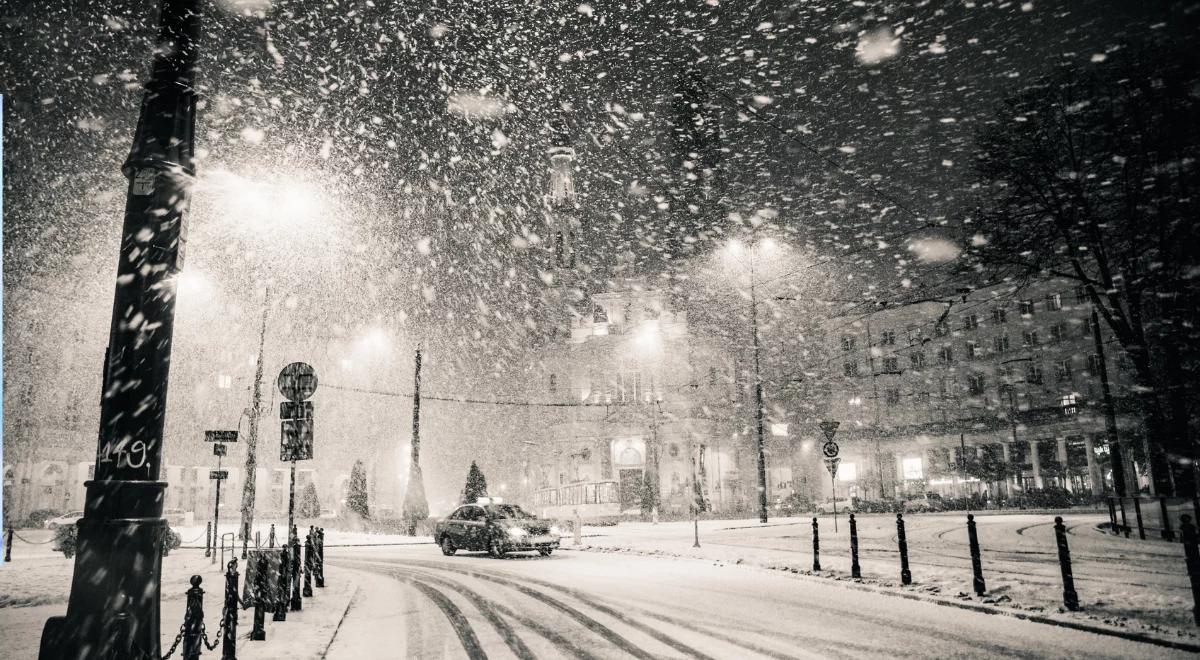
top-left (563, 513), bottom-right (1200, 650)
top-left (0, 545), bottom-right (358, 658)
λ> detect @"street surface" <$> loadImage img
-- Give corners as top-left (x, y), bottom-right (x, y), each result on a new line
top-left (321, 544), bottom-right (1188, 659)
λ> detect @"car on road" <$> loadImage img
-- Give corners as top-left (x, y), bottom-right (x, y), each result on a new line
top-left (434, 498), bottom-right (561, 558)
top-left (902, 495), bottom-right (947, 513)
top-left (814, 498), bottom-right (855, 515)
top-left (43, 511), bottom-right (84, 530)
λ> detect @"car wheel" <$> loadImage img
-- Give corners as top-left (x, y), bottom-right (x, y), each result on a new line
top-left (488, 537), bottom-right (506, 558)
top-left (440, 537), bottom-right (456, 556)
top-left (538, 548), bottom-right (553, 557)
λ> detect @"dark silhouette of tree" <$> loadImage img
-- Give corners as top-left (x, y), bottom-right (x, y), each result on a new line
top-left (298, 483), bottom-right (321, 518)
top-left (967, 39), bottom-right (1200, 496)
top-left (347, 460), bottom-right (370, 519)
top-left (461, 461), bottom-right (489, 504)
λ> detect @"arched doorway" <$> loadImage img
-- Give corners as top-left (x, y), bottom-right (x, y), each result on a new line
top-left (38, 463), bottom-right (66, 511)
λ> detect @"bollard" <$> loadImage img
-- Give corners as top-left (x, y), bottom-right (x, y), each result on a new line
top-left (849, 514), bottom-right (861, 579)
top-left (290, 534), bottom-right (303, 611)
top-left (1179, 515), bottom-right (1200, 626)
top-left (182, 576), bottom-right (204, 660)
top-left (897, 513), bottom-right (912, 585)
top-left (251, 553), bottom-right (267, 640)
top-left (255, 530), bottom-right (261, 549)
top-left (223, 559), bottom-right (238, 660)
top-left (5, 526), bottom-right (13, 562)
top-left (968, 514), bottom-right (986, 596)
top-left (811, 517), bottom-right (821, 572)
top-left (303, 532), bottom-right (314, 598)
top-left (1107, 498), bottom-right (1118, 535)
top-left (205, 521), bottom-right (213, 558)
top-left (269, 523), bottom-right (276, 548)
top-left (274, 546), bottom-right (289, 621)
top-left (1053, 516), bottom-right (1080, 611)
top-left (316, 527), bottom-right (325, 588)
top-left (573, 509), bottom-right (582, 546)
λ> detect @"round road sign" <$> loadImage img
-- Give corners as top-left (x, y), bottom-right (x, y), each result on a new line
top-left (822, 440), bottom-right (840, 458)
top-left (277, 362), bottom-right (318, 402)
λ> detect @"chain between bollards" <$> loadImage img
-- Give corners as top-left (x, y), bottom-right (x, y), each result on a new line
top-left (811, 517), bottom-right (821, 572)
top-left (1179, 514), bottom-right (1200, 626)
top-left (1053, 516), bottom-right (1079, 611)
top-left (967, 513), bottom-right (986, 596)
top-left (896, 513), bottom-right (911, 586)
top-left (849, 514), bottom-right (860, 579)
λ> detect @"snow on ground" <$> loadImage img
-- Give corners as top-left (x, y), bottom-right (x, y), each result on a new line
top-left (564, 511), bottom-right (1200, 647)
top-left (0, 528), bottom-right (355, 659)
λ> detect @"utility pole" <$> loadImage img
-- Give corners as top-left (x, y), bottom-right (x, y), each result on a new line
top-left (750, 257), bottom-right (769, 524)
top-left (240, 289), bottom-right (269, 540)
top-left (648, 399), bottom-right (662, 524)
top-left (402, 348), bottom-right (428, 534)
top-left (40, 1), bottom-right (201, 657)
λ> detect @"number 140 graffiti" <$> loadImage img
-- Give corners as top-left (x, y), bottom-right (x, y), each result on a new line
top-left (98, 439), bottom-right (151, 471)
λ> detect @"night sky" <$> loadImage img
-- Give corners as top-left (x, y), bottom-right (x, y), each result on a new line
top-left (2, 0), bottom-right (1194, 373)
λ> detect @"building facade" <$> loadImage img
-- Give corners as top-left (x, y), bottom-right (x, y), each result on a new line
top-left (815, 279), bottom-right (1146, 502)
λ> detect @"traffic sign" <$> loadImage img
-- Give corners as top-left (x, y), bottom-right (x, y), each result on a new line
top-left (822, 440), bottom-right (840, 458)
top-left (819, 420), bottom-right (840, 441)
top-left (205, 430), bottom-right (238, 443)
top-left (281, 418), bottom-right (314, 461)
top-left (209, 470), bottom-right (228, 480)
top-left (213, 443), bottom-right (226, 457)
top-left (823, 457), bottom-right (840, 478)
top-left (277, 362), bottom-right (318, 402)
top-left (281, 400), bottom-right (313, 420)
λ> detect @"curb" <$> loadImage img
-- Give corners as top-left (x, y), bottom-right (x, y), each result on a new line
top-left (563, 544), bottom-right (1200, 653)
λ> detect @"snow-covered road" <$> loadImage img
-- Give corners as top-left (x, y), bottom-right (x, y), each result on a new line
top-left (322, 545), bottom-right (1190, 659)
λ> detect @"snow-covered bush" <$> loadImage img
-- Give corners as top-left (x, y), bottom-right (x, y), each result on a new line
top-left (52, 525), bottom-right (77, 558)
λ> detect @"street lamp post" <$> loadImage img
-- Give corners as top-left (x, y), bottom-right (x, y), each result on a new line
top-left (749, 265), bottom-right (769, 524)
top-left (40, 1), bottom-right (202, 657)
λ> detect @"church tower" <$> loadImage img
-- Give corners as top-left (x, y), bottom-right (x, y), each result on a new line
top-left (545, 132), bottom-right (579, 271)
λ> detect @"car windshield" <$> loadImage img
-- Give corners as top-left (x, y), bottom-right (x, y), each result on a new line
top-left (485, 504), bottom-right (533, 520)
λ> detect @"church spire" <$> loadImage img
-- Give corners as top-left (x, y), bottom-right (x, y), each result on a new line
top-left (545, 115), bottom-right (578, 270)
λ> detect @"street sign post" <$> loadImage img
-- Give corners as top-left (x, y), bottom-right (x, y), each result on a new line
top-left (278, 363), bottom-right (317, 541)
top-left (824, 456), bottom-right (842, 532)
top-left (820, 420), bottom-right (840, 441)
top-left (205, 430), bottom-right (239, 443)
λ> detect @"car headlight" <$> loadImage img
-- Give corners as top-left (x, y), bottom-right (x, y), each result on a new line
top-left (549, 525), bottom-right (563, 537)
top-left (507, 527), bottom-right (528, 539)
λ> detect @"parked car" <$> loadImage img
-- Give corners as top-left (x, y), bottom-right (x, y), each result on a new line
top-left (903, 495), bottom-right (946, 513)
top-left (319, 508), bottom-right (338, 519)
top-left (773, 493), bottom-right (813, 516)
top-left (43, 511), bottom-right (84, 530)
top-left (434, 498), bottom-right (561, 558)
top-left (814, 498), bottom-right (855, 515)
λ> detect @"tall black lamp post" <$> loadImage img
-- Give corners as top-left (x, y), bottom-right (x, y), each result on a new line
top-left (39, 1), bottom-right (202, 657)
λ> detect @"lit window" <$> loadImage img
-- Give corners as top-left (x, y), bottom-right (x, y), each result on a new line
top-left (217, 374), bottom-right (232, 389)
top-left (1060, 393), bottom-right (1079, 415)
top-left (1046, 293), bottom-right (1063, 311)
top-left (837, 462), bottom-right (858, 483)
top-left (902, 457), bottom-right (923, 480)
top-left (770, 423), bottom-right (788, 437)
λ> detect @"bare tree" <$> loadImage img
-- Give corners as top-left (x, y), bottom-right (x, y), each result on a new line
top-left (966, 39), bottom-right (1200, 496)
